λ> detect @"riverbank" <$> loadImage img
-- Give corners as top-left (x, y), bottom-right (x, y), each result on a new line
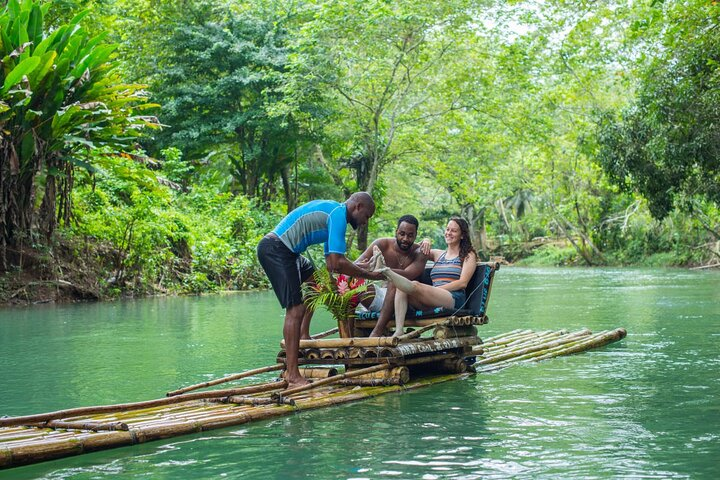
top-left (2, 238), bottom-right (717, 307)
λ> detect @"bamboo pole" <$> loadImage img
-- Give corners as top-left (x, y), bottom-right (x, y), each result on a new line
top-left (475, 330), bottom-right (593, 366)
top-left (479, 330), bottom-right (537, 348)
top-left (339, 378), bottom-right (402, 386)
top-left (300, 367), bottom-right (338, 379)
top-left (210, 396), bottom-right (296, 406)
top-left (483, 329), bottom-right (586, 355)
top-left (478, 330), bottom-right (561, 351)
top-left (166, 364), bottom-right (285, 396)
top-left (396, 321), bottom-right (447, 342)
top-left (0, 381), bottom-right (286, 428)
top-left (26, 420), bottom-right (130, 432)
top-left (304, 349), bottom-right (321, 359)
top-left (283, 337), bottom-right (399, 349)
top-left (433, 325), bottom-right (478, 340)
top-left (311, 327), bottom-right (339, 339)
top-left (393, 336), bottom-right (480, 356)
top-left (477, 329), bottom-right (626, 372)
top-left (532, 328), bottom-right (626, 361)
top-left (279, 364), bottom-right (392, 397)
top-left (346, 367), bottom-right (410, 383)
top-left (480, 329), bottom-right (528, 343)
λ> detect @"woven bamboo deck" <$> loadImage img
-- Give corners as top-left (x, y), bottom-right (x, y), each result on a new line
top-left (0, 327), bottom-right (626, 470)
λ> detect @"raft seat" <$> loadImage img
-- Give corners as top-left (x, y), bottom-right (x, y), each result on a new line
top-left (354, 262), bottom-right (499, 330)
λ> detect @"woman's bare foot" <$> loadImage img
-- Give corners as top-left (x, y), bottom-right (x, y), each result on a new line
top-left (371, 246), bottom-right (388, 272)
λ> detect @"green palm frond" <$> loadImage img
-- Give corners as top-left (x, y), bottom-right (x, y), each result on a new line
top-left (302, 268), bottom-right (369, 322)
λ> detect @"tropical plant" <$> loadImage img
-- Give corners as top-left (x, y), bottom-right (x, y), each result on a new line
top-left (302, 267), bottom-right (368, 325)
top-left (0, 0), bottom-right (158, 268)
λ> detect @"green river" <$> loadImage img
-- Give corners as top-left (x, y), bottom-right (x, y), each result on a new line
top-left (1, 267), bottom-right (719, 479)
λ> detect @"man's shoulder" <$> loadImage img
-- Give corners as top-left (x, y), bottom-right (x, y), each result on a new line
top-left (374, 238), bottom-right (395, 251)
top-left (409, 244), bottom-right (426, 260)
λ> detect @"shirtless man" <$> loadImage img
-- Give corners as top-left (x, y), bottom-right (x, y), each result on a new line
top-left (355, 215), bottom-right (431, 337)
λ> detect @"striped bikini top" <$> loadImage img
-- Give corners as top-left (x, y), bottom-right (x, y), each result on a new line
top-left (430, 251), bottom-right (463, 287)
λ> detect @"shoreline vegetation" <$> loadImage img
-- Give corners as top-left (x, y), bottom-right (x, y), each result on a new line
top-left (2, 233), bottom-right (717, 307)
top-left (1, 2), bottom-right (719, 308)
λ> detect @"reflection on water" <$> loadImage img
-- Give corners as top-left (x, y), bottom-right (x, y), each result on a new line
top-left (1, 268), bottom-right (719, 479)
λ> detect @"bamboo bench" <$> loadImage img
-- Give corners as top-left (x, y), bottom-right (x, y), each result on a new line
top-left (353, 261), bottom-right (499, 335)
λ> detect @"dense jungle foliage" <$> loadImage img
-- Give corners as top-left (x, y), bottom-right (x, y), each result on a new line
top-left (0, 0), bottom-right (718, 304)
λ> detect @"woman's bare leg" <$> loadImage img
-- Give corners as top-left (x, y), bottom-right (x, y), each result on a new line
top-left (393, 289), bottom-right (409, 337)
top-left (375, 250), bottom-right (455, 309)
top-left (372, 248), bottom-right (417, 292)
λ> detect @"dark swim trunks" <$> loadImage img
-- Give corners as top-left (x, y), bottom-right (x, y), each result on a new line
top-left (257, 234), bottom-right (314, 308)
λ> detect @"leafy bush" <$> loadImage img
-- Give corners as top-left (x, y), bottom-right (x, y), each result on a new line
top-left (516, 244), bottom-right (578, 266)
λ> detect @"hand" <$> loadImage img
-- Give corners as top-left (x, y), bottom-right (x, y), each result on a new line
top-left (419, 238), bottom-right (432, 256)
top-left (367, 270), bottom-right (384, 281)
top-left (355, 257), bottom-right (373, 270)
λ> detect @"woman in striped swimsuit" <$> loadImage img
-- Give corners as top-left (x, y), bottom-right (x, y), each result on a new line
top-left (372, 216), bottom-right (477, 337)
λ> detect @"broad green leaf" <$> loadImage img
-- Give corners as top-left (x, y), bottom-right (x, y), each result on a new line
top-left (32, 25), bottom-right (63, 57)
top-left (26, 50), bottom-right (55, 90)
top-left (1, 54), bottom-right (39, 94)
top-left (26, 4), bottom-right (42, 51)
top-left (7, 0), bottom-right (20, 20)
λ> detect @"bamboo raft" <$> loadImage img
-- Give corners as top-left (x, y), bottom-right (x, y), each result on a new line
top-left (0, 326), bottom-right (626, 470)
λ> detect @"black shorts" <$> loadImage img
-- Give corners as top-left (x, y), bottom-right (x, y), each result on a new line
top-left (257, 234), bottom-right (315, 308)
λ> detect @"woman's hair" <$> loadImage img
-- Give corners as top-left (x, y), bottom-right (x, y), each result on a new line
top-left (449, 216), bottom-right (476, 261)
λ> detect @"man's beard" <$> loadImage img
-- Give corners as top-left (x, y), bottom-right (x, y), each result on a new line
top-left (396, 239), bottom-right (412, 251)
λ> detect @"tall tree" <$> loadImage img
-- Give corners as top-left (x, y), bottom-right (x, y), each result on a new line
top-left (288, 0), bottom-right (478, 249)
top-left (597, 2), bottom-right (720, 219)
top-left (138, 2), bottom-right (315, 209)
top-left (0, 0), bottom-right (157, 269)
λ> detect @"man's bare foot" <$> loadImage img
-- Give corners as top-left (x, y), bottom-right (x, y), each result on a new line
top-left (286, 377), bottom-right (310, 390)
top-left (282, 371), bottom-right (310, 389)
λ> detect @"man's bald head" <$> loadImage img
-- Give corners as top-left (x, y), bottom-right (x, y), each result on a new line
top-left (345, 192), bottom-right (376, 229)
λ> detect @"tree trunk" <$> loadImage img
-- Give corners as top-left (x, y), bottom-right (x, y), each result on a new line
top-left (461, 204), bottom-right (487, 255)
top-left (280, 165), bottom-right (295, 212)
top-left (354, 153), bottom-right (374, 252)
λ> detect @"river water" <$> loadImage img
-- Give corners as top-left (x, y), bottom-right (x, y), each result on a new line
top-left (1, 267), bottom-right (718, 479)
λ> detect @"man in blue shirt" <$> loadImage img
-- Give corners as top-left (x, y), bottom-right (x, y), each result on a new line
top-left (257, 192), bottom-right (382, 389)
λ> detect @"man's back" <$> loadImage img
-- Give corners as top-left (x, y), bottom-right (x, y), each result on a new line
top-left (272, 200), bottom-right (347, 255)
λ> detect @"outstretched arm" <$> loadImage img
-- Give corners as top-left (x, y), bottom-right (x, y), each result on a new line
top-left (327, 253), bottom-right (383, 280)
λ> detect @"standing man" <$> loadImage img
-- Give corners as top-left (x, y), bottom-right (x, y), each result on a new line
top-left (257, 192), bottom-right (382, 389)
top-left (354, 215), bottom-right (431, 337)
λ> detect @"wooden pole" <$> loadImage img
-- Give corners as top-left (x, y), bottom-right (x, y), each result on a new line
top-left (396, 321), bottom-right (447, 342)
top-left (0, 381), bottom-right (286, 428)
top-left (433, 325), bottom-right (478, 340)
top-left (476, 329), bottom-right (626, 372)
top-left (300, 367), bottom-right (338, 379)
top-left (282, 337), bottom-right (399, 349)
top-left (311, 327), bottom-right (339, 339)
top-left (475, 330), bottom-right (592, 365)
top-left (166, 364), bottom-right (285, 396)
top-left (211, 396), bottom-right (296, 406)
top-left (27, 420), bottom-right (130, 432)
top-left (280, 364), bottom-right (392, 397)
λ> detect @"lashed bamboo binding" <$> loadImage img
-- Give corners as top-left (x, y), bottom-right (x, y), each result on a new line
top-left (0, 262), bottom-right (627, 470)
